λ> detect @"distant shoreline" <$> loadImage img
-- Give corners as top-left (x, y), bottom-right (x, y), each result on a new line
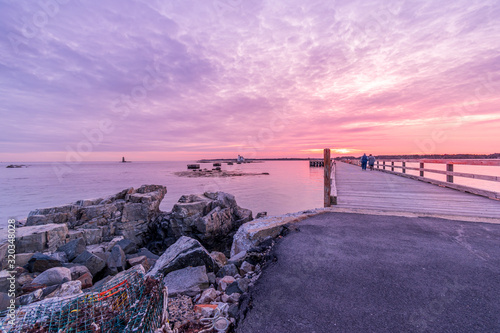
top-left (198, 153), bottom-right (500, 163)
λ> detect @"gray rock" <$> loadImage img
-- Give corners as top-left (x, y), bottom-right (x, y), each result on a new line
top-left (147, 236), bottom-right (216, 277)
top-left (227, 251), bottom-right (247, 267)
top-left (218, 276), bottom-right (236, 292)
top-left (23, 185), bottom-right (166, 247)
top-left (255, 211), bottom-right (267, 219)
top-left (207, 272), bottom-right (217, 286)
top-left (136, 247), bottom-right (159, 260)
top-left (18, 288), bottom-right (43, 306)
top-left (163, 266), bottom-right (209, 297)
top-left (210, 251), bottom-right (227, 269)
top-left (26, 253), bottom-right (62, 273)
top-left (0, 270), bottom-right (15, 294)
top-left (0, 292), bottom-right (10, 312)
top-left (158, 192), bottom-right (253, 251)
top-left (127, 256), bottom-right (152, 271)
top-left (240, 261), bottom-right (255, 275)
top-left (56, 238), bottom-right (86, 261)
top-left (116, 239), bottom-right (137, 254)
top-left (68, 265), bottom-right (92, 280)
top-left (15, 253), bottom-right (34, 268)
top-left (197, 287), bottom-right (218, 304)
top-left (226, 278), bottom-right (249, 295)
top-left (106, 245), bottom-right (127, 274)
top-left (73, 251), bottom-right (106, 276)
top-left (46, 281), bottom-right (82, 298)
top-left (216, 264), bottom-right (239, 278)
top-left (15, 223), bottom-right (69, 253)
top-left (31, 267), bottom-right (71, 287)
top-left (48, 251), bottom-right (68, 263)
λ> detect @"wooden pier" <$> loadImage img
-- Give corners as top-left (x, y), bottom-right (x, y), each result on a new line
top-left (333, 161), bottom-right (500, 219)
top-left (309, 160), bottom-right (324, 167)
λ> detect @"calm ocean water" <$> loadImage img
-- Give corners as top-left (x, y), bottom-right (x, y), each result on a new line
top-left (2, 160), bottom-right (499, 231)
top-left (0, 161), bottom-right (325, 230)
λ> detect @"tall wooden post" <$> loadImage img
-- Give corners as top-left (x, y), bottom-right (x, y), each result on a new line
top-left (324, 148), bottom-right (331, 207)
top-left (402, 161), bottom-right (406, 174)
top-left (446, 163), bottom-right (454, 183)
top-left (420, 162), bottom-right (424, 177)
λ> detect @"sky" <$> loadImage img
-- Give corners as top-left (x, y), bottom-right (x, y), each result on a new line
top-left (1, 0), bottom-right (499, 162)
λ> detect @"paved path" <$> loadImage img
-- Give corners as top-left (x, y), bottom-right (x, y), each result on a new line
top-left (237, 212), bottom-right (500, 333)
top-left (335, 162), bottom-right (500, 219)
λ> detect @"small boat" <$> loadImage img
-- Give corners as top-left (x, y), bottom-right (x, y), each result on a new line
top-left (187, 164), bottom-right (200, 169)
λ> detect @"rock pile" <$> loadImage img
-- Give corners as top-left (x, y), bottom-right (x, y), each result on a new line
top-left (149, 192), bottom-right (252, 255)
top-left (0, 184), bottom-right (314, 331)
top-left (145, 236), bottom-right (275, 331)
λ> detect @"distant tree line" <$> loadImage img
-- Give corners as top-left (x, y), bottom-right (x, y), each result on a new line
top-left (335, 153), bottom-right (500, 160)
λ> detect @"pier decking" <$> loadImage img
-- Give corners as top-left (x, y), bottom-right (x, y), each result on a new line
top-left (334, 162), bottom-right (500, 219)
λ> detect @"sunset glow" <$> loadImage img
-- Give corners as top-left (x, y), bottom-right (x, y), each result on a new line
top-left (1, 0), bottom-right (499, 161)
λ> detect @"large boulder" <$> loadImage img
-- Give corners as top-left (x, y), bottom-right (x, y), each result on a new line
top-left (163, 266), bottom-right (209, 297)
top-left (106, 245), bottom-right (127, 275)
top-left (26, 253), bottom-right (63, 273)
top-left (56, 238), bottom-right (86, 261)
top-left (31, 267), bottom-right (71, 287)
top-left (152, 192), bottom-right (252, 252)
top-left (24, 185), bottom-right (167, 247)
top-left (46, 280), bottom-right (82, 298)
top-left (15, 224), bottom-right (68, 253)
top-left (73, 251), bottom-right (106, 276)
top-left (231, 210), bottom-right (327, 257)
top-left (147, 236), bottom-right (216, 277)
top-left (67, 265), bottom-right (92, 280)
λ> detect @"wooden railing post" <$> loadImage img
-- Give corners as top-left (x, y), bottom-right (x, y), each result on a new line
top-left (420, 162), bottom-right (424, 177)
top-left (391, 161), bottom-right (394, 171)
top-left (377, 161), bottom-right (379, 169)
top-left (383, 161), bottom-right (386, 170)
top-left (402, 162), bottom-right (406, 174)
top-left (324, 148), bottom-right (331, 207)
top-left (446, 163), bottom-right (454, 183)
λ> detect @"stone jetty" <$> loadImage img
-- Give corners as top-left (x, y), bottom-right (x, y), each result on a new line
top-left (0, 185), bottom-right (320, 331)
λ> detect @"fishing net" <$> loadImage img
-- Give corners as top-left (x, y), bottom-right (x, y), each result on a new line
top-left (0, 267), bottom-right (165, 332)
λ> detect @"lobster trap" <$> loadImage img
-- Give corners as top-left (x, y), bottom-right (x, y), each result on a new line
top-left (0, 267), bottom-right (165, 332)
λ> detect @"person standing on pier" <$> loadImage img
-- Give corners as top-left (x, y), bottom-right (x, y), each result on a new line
top-left (360, 153), bottom-right (368, 170)
top-left (368, 154), bottom-right (376, 171)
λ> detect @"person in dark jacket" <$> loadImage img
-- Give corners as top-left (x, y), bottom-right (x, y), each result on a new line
top-left (368, 154), bottom-right (376, 170)
top-left (360, 153), bottom-right (368, 170)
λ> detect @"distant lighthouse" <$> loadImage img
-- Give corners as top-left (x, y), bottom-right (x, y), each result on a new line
top-left (122, 157), bottom-right (126, 163)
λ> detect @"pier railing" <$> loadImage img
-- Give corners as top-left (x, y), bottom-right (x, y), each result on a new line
top-left (371, 159), bottom-right (500, 200)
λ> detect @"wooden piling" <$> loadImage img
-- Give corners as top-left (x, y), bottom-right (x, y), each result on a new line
top-left (324, 148), bottom-right (331, 207)
top-left (446, 163), bottom-right (454, 183)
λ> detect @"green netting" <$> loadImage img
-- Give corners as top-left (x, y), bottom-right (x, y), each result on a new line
top-left (0, 267), bottom-right (164, 333)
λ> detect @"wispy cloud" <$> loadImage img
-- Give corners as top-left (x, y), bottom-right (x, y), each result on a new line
top-left (1, 0), bottom-right (499, 161)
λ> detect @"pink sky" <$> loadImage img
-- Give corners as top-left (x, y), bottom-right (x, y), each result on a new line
top-left (1, 0), bottom-right (499, 162)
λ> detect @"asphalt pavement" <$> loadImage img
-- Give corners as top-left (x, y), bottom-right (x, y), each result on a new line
top-left (237, 212), bottom-right (500, 333)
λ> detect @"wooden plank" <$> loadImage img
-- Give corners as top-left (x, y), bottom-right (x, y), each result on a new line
top-left (334, 162), bottom-right (500, 218)
top-left (373, 169), bottom-right (500, 200)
